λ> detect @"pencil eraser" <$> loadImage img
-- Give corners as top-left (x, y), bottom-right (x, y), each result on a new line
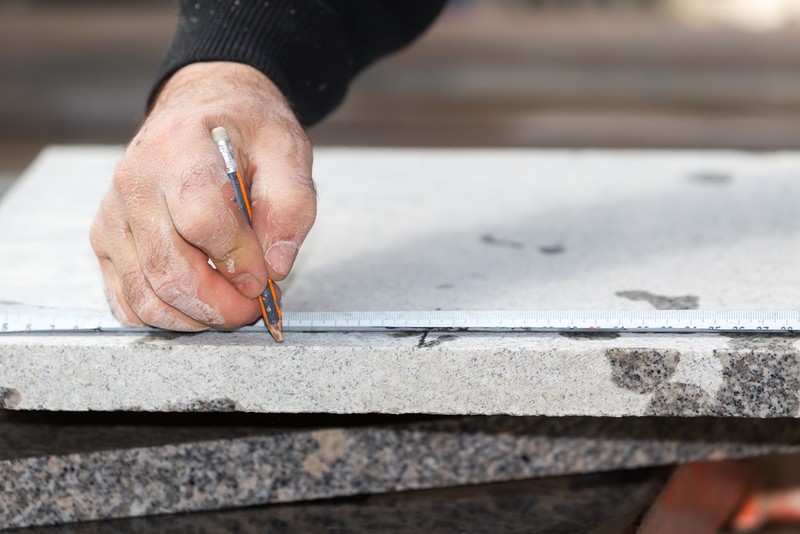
top-left (211, 127), bottom-right (229, 143)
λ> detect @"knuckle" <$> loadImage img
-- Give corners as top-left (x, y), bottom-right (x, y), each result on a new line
top-left (118, 266), bottom-right (149, 317)
top-left (113, 163), bottom-right (151, 212)
top-left (292, 128), bottom-right (313, 162)
top-left (168, 161), bottom-right (240, 255)
top-left (113, 159), bottom-right (145, 201)
top-left (147, 265), bottom-right (186, 302)
top-left (291, 191), bottom-right (317, 232)
top-left (283, 182), bottom-right (318, 228)
top-left (135, 237), bottom-right (194, 306)
top-left (293, 168), bottom-right (317, 202)
top-left (173, 198), bottom-right (239, 256)
top-left (263, 115), bottom-right (313, 166)
top-left (270, 122), bottom-right (316, 203)
top-left (117, 258), bottom-right (206, 331)
top-left (177, 160), bottom-right (222, 200)
top-left (113, 162), bottom-right (135, 194)
top-left (140, 238), bottom-right (170, 279)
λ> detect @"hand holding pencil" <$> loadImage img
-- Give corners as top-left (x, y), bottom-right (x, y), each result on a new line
top-left (212, 127), bottom-right (283, 342)
top-left (90, 62), bottom-right (317, 334)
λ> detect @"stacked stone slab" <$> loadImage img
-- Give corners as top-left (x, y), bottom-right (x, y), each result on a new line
top-left (3, 148), bottom-right (800, 527)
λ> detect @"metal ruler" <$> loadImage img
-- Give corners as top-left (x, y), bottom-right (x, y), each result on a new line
top-left (1, 303), bottom-right (798, 334)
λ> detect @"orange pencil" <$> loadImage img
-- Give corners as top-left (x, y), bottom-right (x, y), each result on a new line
top-left (212, 127), bottom-right (283, 342)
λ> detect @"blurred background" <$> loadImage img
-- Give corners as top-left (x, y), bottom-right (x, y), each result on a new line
top-left (2, 0), bottom-right (800, 196)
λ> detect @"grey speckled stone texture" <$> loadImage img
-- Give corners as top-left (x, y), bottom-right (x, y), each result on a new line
top-left (2, 413), bottom-right (800, 529)
top-left (5, 330), bottom-right (800, 416)
top-left (3, 148), bottom-right (800, 415)
top-left (21, 470), bottom-right (669, 534)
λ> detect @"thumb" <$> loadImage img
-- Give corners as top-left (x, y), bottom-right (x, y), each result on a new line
top-left (248, 126), bottom-right (317, 281)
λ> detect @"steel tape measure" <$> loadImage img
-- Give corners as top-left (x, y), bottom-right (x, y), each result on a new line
top-left (1, 303), bottom-right (797, 334)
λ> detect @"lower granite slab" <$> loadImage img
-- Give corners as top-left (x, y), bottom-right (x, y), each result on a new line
top-left (21, 470), bottom-right (670, 534)
top-left (3, 413), bottom-right (800, 529)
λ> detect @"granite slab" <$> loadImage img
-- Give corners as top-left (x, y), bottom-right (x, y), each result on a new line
top-left (20, 470), bottom-right (669, 534)
top-left (2, 147), bottom-right (800, 415)
top-left (5, 329), bottom-right (800, 417)
top-left (3, 413), bottom-right (799, 529)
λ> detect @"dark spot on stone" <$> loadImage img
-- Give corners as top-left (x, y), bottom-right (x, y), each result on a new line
top-left (0, 387), bottom-right (21, 409)
top-left (181, 398), bottom-right (237, 412)
top-left (714, 345), bottom-right (800, 417)
top-left (644, 383), bottom-right (715, 416)
top-left (606, 348), bottom-right (681, 394)
top-left (481, 234), bottom-right (524, 250)
top-left (418, 332), bottom-right (459, 349)
top-left (616, 290), bottom-right (699, 310)
top-left (539, 243), bottom-right (565, 255)
top-left (632, 333), bottom-right (800, 417)
top-left (560, 331), bottom-right (621, 340)
top-left (722, 333), bottom-right (800, 352)
top-left (521, 454), bottom-right (531, 463)
top-left (436, 283), bottom-right (454, 290)
top-left (690, 171), bottom-right (732, 185)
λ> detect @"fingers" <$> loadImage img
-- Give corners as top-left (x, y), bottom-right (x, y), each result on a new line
top-left (91, 155), bottom-right (263, 331)
top-left (96, 256), bottom-right (145, 328)
top-left (91, 202), bottom-right (212, 331)
top-left (126, 211), bottom-right (262, 328)
top-left (248, 117), bottom-right (317, 281)
top-left (90, 63), bottom-right (316, 331)
top-left (163, 147), bottom-right (269, 299)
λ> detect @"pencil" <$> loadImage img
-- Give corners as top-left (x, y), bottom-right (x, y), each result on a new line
top-left (212, 127), bottom-right (283, 342)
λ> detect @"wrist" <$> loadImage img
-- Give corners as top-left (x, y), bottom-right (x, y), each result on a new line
top-left (151, 62), bottom-right (291, 119)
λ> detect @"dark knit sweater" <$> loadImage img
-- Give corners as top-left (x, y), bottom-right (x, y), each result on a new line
top-left (152, 0), bottom-right (446, 126)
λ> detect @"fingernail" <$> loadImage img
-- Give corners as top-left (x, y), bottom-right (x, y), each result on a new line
top-left (266, 242), bottom-right (299, 279)
top-left (232, 272), bottom-right (262, 298)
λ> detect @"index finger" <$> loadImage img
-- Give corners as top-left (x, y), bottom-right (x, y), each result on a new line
top-left (164, 143), bottom-right (270, 299)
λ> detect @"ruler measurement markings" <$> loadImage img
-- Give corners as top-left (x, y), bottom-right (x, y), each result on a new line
top-left (1, 305), bottom-right (799, 333)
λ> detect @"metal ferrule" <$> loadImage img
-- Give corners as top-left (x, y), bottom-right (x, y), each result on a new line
top-left (215, 137), bottom-right (239, 174)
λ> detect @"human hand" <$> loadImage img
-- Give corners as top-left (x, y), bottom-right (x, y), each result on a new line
top-left (91, 62), bottom-right (316, 331)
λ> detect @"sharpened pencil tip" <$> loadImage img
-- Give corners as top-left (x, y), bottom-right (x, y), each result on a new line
top-left (267, 323), bottom-right (284, 343)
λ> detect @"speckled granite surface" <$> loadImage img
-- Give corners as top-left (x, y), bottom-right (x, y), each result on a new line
top-left (22, 469), bottom-right (669, 534)
top-left (5, 330), bottom-right (800, 417)
top-left (2, 413), bottom-right (800, 529)
top-left (4, 148), bottom-right (800, 527)
top-left (4, 148), bottom-right (800, 416)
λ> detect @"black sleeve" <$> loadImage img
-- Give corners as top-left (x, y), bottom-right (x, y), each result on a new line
top-left (150, 0), bottom-right (447, 126)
